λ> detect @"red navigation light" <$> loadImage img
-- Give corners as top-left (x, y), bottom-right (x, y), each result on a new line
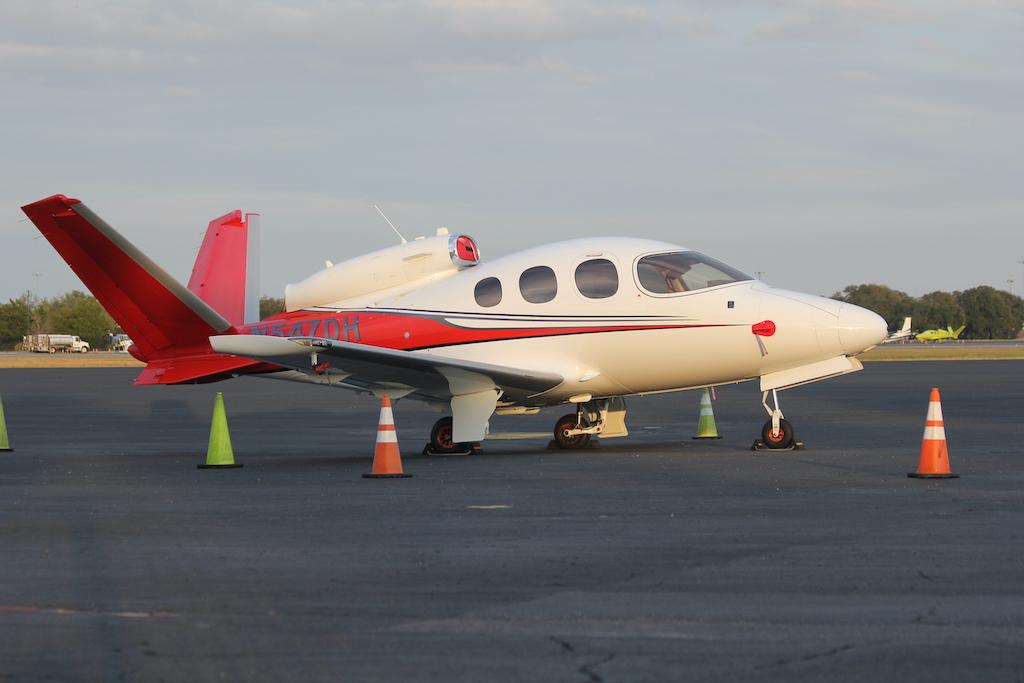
top-left (752, 320), bottom-right (776, 337)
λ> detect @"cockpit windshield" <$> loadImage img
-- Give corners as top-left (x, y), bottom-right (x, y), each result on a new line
top-left (636, 251), bottom-right (752, 294)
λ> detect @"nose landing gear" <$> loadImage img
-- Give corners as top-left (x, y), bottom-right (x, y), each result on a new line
top-left (754, 389), bottom-right (800, 450)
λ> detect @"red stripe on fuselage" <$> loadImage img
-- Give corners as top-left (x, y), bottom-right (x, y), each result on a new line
top-left (239, 310), bottom-right (732, 350)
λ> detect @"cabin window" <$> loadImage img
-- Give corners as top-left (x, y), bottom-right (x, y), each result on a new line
top-left (519, 266), bottom-right (557, 304)
top-left (575, 259), bottom-right (618, 299)
top-left (637, 251), bottom-right (752, 294)
top-left (474, 277), bottom-right (502, 307)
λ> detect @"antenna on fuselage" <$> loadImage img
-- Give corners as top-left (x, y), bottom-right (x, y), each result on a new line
top-left (374, 205), bottom-right (407, 244)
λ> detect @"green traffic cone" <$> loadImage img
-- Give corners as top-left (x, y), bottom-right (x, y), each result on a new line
top-left (198, 392), bottom-right (242, 469)
top-left (692, 388), bottom-right (722, 440)
top-left (0, 393), bottom-right (12, 452)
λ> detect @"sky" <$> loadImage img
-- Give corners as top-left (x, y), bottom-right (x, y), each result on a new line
top-left (2, 0), bottom-right (1022, 302)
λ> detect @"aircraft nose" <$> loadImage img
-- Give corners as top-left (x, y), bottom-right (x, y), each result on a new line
top-left (837, 303), bottom-right (888, 355)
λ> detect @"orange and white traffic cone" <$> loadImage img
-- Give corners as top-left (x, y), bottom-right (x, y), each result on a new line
top-left (363, 394), bottom-right (412, 479)
top-left (908, 387), bottom-right (959, 479)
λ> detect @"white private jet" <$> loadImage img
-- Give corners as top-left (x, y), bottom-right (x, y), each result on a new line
top-left (880, 317), bottom-right (913, 344)
top-left (23, 194), bottom-right (887, 452)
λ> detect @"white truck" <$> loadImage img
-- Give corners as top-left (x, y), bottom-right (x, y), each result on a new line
top-left (23, 334), bottom-right (91, 353)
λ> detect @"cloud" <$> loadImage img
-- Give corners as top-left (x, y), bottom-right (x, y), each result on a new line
top-left (3, 0), bottom-right (1021, 303)
top-left (0, 0), bottom-right (671, 86)
top-left (426, 0), bottom-right (651, 40)
top-left (749, 0), bottom-right (1017, 43)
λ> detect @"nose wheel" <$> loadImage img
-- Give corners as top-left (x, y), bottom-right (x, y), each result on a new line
top-left (755, 389), bottom-right (800, 450)
top-left (760, 417), bottom-right (795, 449)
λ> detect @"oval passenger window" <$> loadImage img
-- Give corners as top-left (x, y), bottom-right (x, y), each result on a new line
top-left (519, 266), bottom-right (557, 304)
top-left (474, 277), bottom-right (502, 307)
top-left (575, 259), bottom-right (618, 299)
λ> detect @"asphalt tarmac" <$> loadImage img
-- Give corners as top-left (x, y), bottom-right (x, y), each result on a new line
top-left (1, 362), bottom-right (1022, 682)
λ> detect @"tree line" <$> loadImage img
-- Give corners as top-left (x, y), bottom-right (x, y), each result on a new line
top-left (0, 293), bottom-right (289, 351)
top-left (0, 291), bottom-right (115, 350)
top-left (832, 284), bottom-right (1024, 339)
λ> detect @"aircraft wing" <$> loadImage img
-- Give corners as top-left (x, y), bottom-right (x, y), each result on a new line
top-left (210, 334), bottom-right (564, 441)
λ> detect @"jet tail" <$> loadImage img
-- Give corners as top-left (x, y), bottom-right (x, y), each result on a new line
top-left (21, 195), bottom-right (257, 384)
top-left (951, 324), bottom-right (966, 339)
top-left (187, 211), bottom-right (261, 326)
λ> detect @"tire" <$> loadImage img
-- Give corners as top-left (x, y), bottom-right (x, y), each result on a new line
top-left (48, 347), bottom-right (56, 354)
top-left (761, 418), bottom-right (795, 449)
top-left (553, 413), bottom-right (591, 450)
top-left (429, 417), bottom-right (467, 454)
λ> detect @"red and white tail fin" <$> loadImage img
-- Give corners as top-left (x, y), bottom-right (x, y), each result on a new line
top-left (21, 194), bottom-right (259, 385)
top-left (187, 211), bottom-right (261, 326)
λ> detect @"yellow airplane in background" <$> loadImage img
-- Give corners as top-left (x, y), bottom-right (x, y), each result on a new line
top-left (916, 324), bottom-right (966, 342)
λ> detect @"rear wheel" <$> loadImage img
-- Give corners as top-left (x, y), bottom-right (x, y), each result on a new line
top-left (760, 418), bottom-right (795, 449)
top-left (553, 414), bottom-right (591, 450)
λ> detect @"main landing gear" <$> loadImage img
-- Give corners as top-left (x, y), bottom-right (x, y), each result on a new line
top-left (553, 409), bottom-right (592, 450)
top-left (553, 401), bottom-right (605, 450)
top-left (426, 416), bottom-right (479, 455)
top-left (428, 398), bottom-right (626, 453)
top-left (756, 389), bottom-right (798, 450)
